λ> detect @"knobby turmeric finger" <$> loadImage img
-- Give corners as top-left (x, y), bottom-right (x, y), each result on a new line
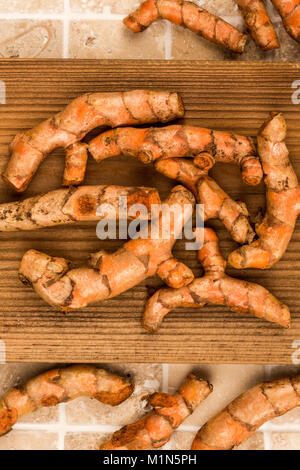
top-left (89, 125), bottom-right (262, 186)
top-left (237, 0), bottom-right (280, 49)
top-left (192, 374), bottom-right (300, 450)
top-left (142, 227), bottom-right (290, 332)
top-left (100, 373), bottom-right (212, 450)
top-left (63, 142), bottom-right (89, 186)
top-left (228, 112), bottom-right (300, 270)
top-left (0, 185), bottom-right (161, 231)
top-left (155, 157), bottom-right (255, 244)
top-left (124, 0), bottom-right (248, 53)
top-left (0, 365), bottom-right (134, 437)
top-left (18, 186), bottom-right (195, 310)
top-left (2, 90), bottom-right (184, 192)
top-left (271, 0), bottom-right (300, 42)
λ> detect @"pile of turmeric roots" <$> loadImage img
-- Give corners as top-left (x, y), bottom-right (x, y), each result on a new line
top-left (0, 364), bottom-right (299, 450)
top-left (1, 89), bottom-right (299, 331)
top-left (123, 0), bottom-right (300, 52)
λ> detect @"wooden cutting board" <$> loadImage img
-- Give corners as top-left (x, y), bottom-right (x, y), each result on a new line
top-left (0, 59), bottom-right (300, 364)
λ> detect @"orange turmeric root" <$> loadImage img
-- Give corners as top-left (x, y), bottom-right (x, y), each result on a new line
top-left (237, 0), bottom-right (280, 49)
top-left (0, 365), bottom-right (134, 437)
top-left (271, 0), bottom-right (300, 42)
top-left (18, 186), bottom-right (195, 310)
top-left (155, 157), bottom-right (255, 244)
top-left (143, 227), bottom-right (290, 332)
top-left (100, 373), bottom-right (212, 450)
top-left (229, 112), bottom-right (300, 270)
top-left (2, 90), bottom-right (184, 193)
top-left (124, 0), bottom-right (248, 53)
top-left (63, 142), bottom-right (89, 186)
top-left (192, 374), bottom-right (300, 450)
top-left (89, 124), bottom-right (262, 186)
top-left (0, 185), bottom-right (160, 231)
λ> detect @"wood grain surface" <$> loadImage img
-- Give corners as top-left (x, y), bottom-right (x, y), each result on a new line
top-left (0, 59), bottom-right (299, 363)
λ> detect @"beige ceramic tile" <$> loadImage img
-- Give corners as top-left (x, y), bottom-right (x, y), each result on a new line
top-left (70, 0), bottom-right (139, 14)
top-left (70, 0), bottom-right (238, 15)
top-left (201, 0), bottom-right (239, 16)
top-left (69, 19), bottom-right (165, 59)
top-left (0, 430), bottom-right (58, 450)
top-left (65, 432), bottom-right (110, 450)
top-left (271, 433), bottom-right (300, 450)
top-left (0, 363), bottom-right (59, 423)
top-left (235, 432), bottom-right (264, 450)
top-left (171, 24), bottom-right (231, 60)
top-left (168, 364), bottom-right (265, 427)
top-left (65, 363), bottom-right (162, 426)
top-left (0, 0), bottom-right (63, 13)
top-left (163, 431), bottom-right (195, 450)
top-left (0, 20), bottom-right (63, 58)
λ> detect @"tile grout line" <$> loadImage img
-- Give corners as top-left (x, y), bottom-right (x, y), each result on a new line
top-left (14, 422), bottom-right (121, 433)
top-left (162, 364), bottom-right (169, 392)
top-left (13, 420), bottom-right (300, 433)
top-left (263, 431), bottom-right (272, 451)
top-left (58, 403), bottom-right (66, 451)
top-left (164, 21), bottom-right (173, 60)
top-left (0, 13), bottom-right (124, 21)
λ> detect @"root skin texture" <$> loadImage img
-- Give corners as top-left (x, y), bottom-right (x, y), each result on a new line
top-left (228, 112), bottom-right (300, 270)
top-left (142, 227), bottom-right (291, 332)
top-left (192, 375), bottom-right (300, 450)
top-left (2, 90), bottom-right (184, 192)
top-left (63, 142), bottom-right (89, 186)
top-left (124, 0), bottom-right (248, 53)
top-left (271, 0), bottom-right (300, 42)
top-left (89, 124), bottom-right (262, 186)
top-left (100, 373), bottom-right (212, 450)
top-left (154, 157), bottom-right (255, 244)
top-left (237, 0), bottom-right (280, 49)
top-left (18, 186), bottom-right (195, 310)
top-left (0, 365), bottom-right (134, 436)
top-left (0, 185), bottom-right (161, 231)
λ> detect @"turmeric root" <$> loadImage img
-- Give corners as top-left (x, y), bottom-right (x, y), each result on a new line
top-left (237, 0), bottom-right (280, 49)
top-left (192, 374), bottom-right (300, 450)
top-left (63, 142), bottom-right (89, 186)
top-left (18, 186), bottom-right (195, 310)
top-left (124, 0), bottom-right (248, 53)
top-left (100, 373), bottom-right (212, 450)
top-left (0, 365), bottom-right (134, 437)
top-left (0, 185), bottom-right (160, 231)
top-left (229, 112), bottom-right (300, 270)
top-left (2, 90), bottom-right (184, 193)
top-left (143, 227), bottom-right (290, 332)
top-left (89, 124), bottom-right (262, 186)
top-left (155, 157), bottom-right (255, 244)
top-left (271, 0), bottom-right (300, 42)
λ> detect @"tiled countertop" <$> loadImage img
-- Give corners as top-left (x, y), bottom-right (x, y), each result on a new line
top-left (0, 363), bottom-right (300, 450)
top-left (0, 0), bottom-right (300, 60)
top-left (0, 0), bottom-right (299, 451)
